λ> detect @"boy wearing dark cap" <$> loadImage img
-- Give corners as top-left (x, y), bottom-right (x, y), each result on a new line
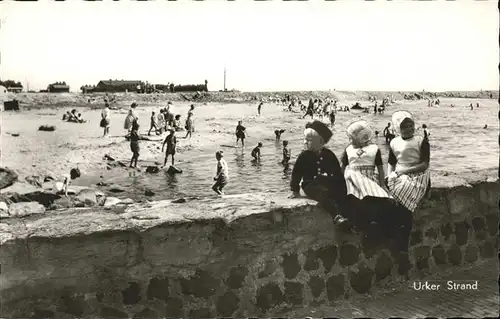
top-left (290, 120), bottom-right (352, 229)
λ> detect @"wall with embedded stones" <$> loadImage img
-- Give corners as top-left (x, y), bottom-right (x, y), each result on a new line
top-left (0, 175), bottom-right (498, 318)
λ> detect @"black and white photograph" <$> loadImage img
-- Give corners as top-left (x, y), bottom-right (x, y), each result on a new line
top-left (0, 0), bottom-right (498, 318)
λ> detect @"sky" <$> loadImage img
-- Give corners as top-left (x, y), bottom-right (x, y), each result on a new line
top-left (0, 0), bottom-right (498, 92)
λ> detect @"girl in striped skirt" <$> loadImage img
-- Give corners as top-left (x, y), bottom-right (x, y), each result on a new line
top-left (341, 120), bottom-right (391, 200)
top-left (386, 111), bottom-right (431, 213)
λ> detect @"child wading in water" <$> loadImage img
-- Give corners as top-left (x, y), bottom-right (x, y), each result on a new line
top-left (235, 120), bottom-right (246, 146)
top-left (251, 142), bottom-right (263, 161)
top-left (129, 119), bottom-right (140, 168)
top-left (162, 129), bottom-right (177, 166)
top-left (212, 151), bottom-right (228, 195)
top-left (282, 140), bottom-right (291, 165)
top-left (421, 124), bottom-right (430, 141)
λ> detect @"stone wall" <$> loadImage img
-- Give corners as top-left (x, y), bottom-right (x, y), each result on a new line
top-left (1, 176), bottom-right (498, 318)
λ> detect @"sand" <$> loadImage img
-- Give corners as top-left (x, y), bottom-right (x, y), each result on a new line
top-left (1, 93), bottom-right (498, 198)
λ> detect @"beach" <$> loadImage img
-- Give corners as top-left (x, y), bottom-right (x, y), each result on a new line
top-left (1, 93), bottom-right (498, 201)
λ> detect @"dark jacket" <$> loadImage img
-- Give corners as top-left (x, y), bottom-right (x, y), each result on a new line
top-left (290, 148), bottom-right (347, 201)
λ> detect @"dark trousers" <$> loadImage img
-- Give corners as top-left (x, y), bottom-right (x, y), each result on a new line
top-left (302, 178), bottom-right (413, 252)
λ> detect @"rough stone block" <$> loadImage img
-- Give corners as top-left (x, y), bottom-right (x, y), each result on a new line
top-left (471, 216), bottom-right (486, 232)
top-left (413, 246), bottom-right (431, 270)
top-left (226, 266), bottom-right (248, 289)
top-left (485, 214), bottom-right (499, 236)
top-left (454, 221), bottom-right (470, 246)
top-left (316, 245), bottom-right (337, 273)
top-left (258, 260), bottom-right (279, 278)
top-left (147, 277), bottom-right (169, 302)
top-left (424, 227), bottom-right (438, 239)
top-left (410, 230), bottom-right (423, 246)
top-left (339, 243), bottom-right (359, 267)
top-left (58, 294), bottom-right (86, 317)
top-left (189, 307), bottom-right (213, 319)
top-left (255, 282), bottom-right (284, 312)
top-left (141, 223), bottom-right (215, 267)
top-left (478, 183), bottom-right (499, 212)
top-left (416, 190), bottom-right (448, 219)
top-left (464, 245), bottom-right (479, 263)
top-left (133, 307), bottom-right (159, 319)
top-left (431, 245), bottom-right (447, 265)
top-left (100, 306), bottom-right (129, 319)
top-left (308, 276), bottom-right (324, 298)
top-left (480, 241), bottom-right (495, 258)
top-left (349, 263), bottom-right (374, 294)
top-left (396, 252), bottom-right (412, 276)
top-left (440, 223), bottom-right (453, 241)
top-left (122, 282), bottom-right (142, 305)
top-left (446, 244), bottom-right (462, 266)
top-left (375, 252), bottom-right (393, 281)
top-left (303, 249), bottom-right (320, 271)
top-left (9, 202), bottom-right (45, 217)
top-left (180, 269), bottom-right (220, 298)
top-left (33, 308), bottom-right (56, 319)
top-left (447, 187), bottom-right (477, 216)
top-left (326, 274), bottom-right (345, 301)
top-left (281, 253), bottom-right (301, 280)
top-left (474, 231), bottom-right (487, 241)
top-left (165, 298), bottom-right (183, 318)
top-left (284, 281), bottom-right (303, 305)
top-left (216, 291), bottom-right (240, 317)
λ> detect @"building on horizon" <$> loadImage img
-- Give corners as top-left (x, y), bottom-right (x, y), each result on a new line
top-left (6, 87), bottom-right (22, 93)
top-left (47, 82), bottom-right (70, 93)
top-left (93, 80), bottom-right (142, 93)
top-left (80, 85), bottom-right (96, 94)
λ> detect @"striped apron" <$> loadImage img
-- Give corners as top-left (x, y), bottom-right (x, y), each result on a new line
top-left (344, 165), bottom-right (392, 199)
top-left (386, 164), bottom-right (430, 212)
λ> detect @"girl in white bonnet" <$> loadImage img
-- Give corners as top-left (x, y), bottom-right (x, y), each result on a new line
top-left (386, 111), bottom-right (431, 213)
top-left (341, 120), bottom-right (390, 199)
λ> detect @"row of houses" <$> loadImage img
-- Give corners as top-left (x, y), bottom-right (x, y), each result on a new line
top-left (80, 79), bottom-right (209, 94)
top-left (0, 80), bottom-right (70, 93)
top-left (1, 79), bottom-right (209, 94)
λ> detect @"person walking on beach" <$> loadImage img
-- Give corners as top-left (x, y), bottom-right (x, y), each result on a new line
top-left (251, 142), bottom-right (263, 161)
top-left (100, 103), bottom-right (111, 137)
top-left (257, 102), bottom-right (263, 116)
top-left (129, 119), bottom-right (140, 168)
top-left (148, 111), bottom-right (160, 135)
top-left (235, 120), bottom-right (247, 146)
top-left (329, 107), bottom-right (336, 127)
top-left (212, 151), bottom-right (228, 195)
top-left (302, 99), bottom-right (314, 119)
top-left (161, 129), bottom-right (177, 166)
top-left (282, 140), bottom-right (291, 166)
top-left (184, 104), bottom-right (195, 139)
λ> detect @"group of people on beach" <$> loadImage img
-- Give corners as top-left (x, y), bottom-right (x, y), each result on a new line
top-left (288, 111), bottom-right (430, 253)
top-left (210, 107), bottom-right (431, 254)
top-left (62, 109), bottom-right (86, 123)
top-left (98, 101), bottom-right (197, 168)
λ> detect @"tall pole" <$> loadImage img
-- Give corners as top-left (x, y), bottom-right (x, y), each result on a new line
top-left (223, 65), bottom-right (226, 91)
top-left (0, 17), bottom-right (5, 82)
